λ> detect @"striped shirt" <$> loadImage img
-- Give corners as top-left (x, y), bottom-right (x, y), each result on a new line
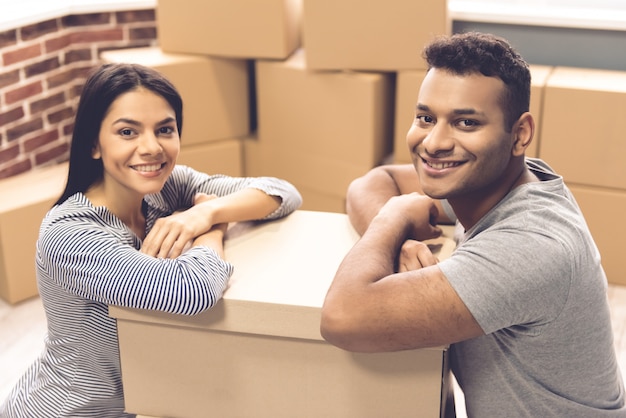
top-left (0, 165), bottom-right (302, 417)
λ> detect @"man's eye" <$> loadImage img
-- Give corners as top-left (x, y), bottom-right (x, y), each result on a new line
top-left (416, 115), bottom-right (434, 124)
top-left (459, 119), bottom-right (478, 128)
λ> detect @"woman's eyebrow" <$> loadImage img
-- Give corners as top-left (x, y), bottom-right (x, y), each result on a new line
top-left (112, 118), bottom-right (141, 126)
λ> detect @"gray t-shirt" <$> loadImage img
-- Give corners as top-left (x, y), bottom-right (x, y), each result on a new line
top-left (439, 158), bottom-right (625, 417)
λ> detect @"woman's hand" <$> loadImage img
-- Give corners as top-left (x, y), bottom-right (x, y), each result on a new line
top-left (141, 193), bottom-right (216, 258)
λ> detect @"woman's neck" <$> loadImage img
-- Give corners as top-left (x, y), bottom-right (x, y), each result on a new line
top-left (85, 182), bottom-right (146, 239)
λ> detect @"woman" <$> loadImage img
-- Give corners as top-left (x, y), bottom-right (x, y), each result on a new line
top-left (1, 63), bottom-right (301, 417)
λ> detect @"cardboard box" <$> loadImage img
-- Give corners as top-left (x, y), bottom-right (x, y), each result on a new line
top-left (393, 65), bottom-right (552, 164)
top-left (0, 163), bottom-right (67, 304)
top-left (157, 0), bottom-right (302, 59)
top-left (110, 211), bottom-right (455, 417)
top-left (541, 67), bottom-right (626, 189)
top-left (393, 70), bottom-right (426, 164)
top-left (100, 47), bottom-right (250, 147)
top-left (243, 137), bottom-right (369, 202)
top-left (302, 0), bottom-right (449, 71)
top-left (527, 65), bottom-right (553, 158)
top-left (177, 138), bottom-right (243, 177)
top-left (256, 49), bottom-right (394, 168)
top-left (290, 182), bottom-right (347, 213)
top-left (568, 184), bottom-right (626, 286)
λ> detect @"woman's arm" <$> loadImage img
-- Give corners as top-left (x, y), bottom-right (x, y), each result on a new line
top-left (39, 210), bottom-right (233, 315)
top-left (142, 189), bottom-right (283, 258)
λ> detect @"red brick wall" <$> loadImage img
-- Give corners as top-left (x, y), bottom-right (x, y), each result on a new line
top-left (0, 9), bottom-right (157, 180)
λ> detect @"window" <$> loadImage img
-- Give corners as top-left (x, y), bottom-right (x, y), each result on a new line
top-left (449, 0), bottom-right (626, 30)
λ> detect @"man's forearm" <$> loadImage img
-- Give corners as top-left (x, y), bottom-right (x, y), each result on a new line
top-left (345, 168), bottom-right (403, 235)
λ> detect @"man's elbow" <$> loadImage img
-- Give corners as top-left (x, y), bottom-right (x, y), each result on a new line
top-left (320, 308), bottom-right (371, 353)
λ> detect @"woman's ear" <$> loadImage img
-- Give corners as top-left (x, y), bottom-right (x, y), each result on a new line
top-left (512, 112), bottom-right (534, 157)
top-left (92, 143), bottom-right (101, 160)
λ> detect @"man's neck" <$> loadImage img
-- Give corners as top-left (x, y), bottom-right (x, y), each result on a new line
top-left (449, 165), bottom-right (538, 231)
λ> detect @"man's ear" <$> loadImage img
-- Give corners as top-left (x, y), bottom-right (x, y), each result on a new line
top-left (511, 112), bottom-right (534, 157)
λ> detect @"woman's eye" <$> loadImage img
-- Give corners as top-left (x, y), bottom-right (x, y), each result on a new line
top-left (158, 126), bottom-right (175, 135)
top-left (119, 128), bottom-right (134, 137)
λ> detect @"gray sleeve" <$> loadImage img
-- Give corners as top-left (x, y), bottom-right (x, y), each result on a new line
top-left (439, 227), bottom-right (571, 334)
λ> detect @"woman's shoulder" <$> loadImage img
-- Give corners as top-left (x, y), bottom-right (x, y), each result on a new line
top-left (43, 193), bottom-right (118, 235)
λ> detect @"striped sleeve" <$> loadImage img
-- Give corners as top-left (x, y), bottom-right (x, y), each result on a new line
top-left (158, 165), bottom-right (302, 219)
top-left (38, 207), bottom-right (232, 315)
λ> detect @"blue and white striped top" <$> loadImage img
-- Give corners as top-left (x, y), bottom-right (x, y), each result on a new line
top-left (0, 165), bottom-right (302, 417)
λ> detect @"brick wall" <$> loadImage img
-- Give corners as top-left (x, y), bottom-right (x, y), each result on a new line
top-left (0, 9), bottom-right (157, 180)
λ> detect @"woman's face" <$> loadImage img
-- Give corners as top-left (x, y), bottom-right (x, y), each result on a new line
top-left (92, 87), bottom-right (180, 201)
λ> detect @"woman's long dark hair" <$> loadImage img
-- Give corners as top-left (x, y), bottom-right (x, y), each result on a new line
top-left (54, 63), bottom-right (183, 206)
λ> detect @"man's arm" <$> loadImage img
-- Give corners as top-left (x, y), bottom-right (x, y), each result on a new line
top-left (346, 164), bottom-right (453, 235)
top-left (321, 193), bottom-right (483, 353)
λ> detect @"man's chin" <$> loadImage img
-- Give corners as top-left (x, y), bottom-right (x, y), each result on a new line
top-left (421, 187), bottom-right (450, 200)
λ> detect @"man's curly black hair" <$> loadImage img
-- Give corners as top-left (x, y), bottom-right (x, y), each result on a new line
top-left (423, 32), bottom-right (531, 132)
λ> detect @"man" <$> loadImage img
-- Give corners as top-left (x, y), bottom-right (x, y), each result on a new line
top-left (320, 32), bottom-right (625, 416)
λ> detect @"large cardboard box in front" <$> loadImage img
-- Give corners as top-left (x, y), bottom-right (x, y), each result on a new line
top-left (302, 0), bottom-right (449, 71)
top-left (100, 47), bottom-right (250, 147)
top-left (110, 211), bottom-right (454, 417)
top-left (157, 0), bottom-right (302, 59)
top-left (0, 163), bottom-right (67, 303)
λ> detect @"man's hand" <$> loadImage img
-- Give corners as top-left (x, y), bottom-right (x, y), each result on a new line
top-left (376, 192), bottom-right (442, 242)
top-left (397, 240), bottom-right (439, 272)
top-left (141, 193), bottom-right (216, 258)
top-left (372, 193), bottom-right (442, 272)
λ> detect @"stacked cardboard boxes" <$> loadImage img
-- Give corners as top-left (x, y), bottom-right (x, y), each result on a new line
top-left (247, 49), bottom-right (395, 211)
top-left (111, 0), bottom-right (450, 212)
top-left (540, 67), bottom-right (626, 286)
top-left (0, 163), bottom-right (67, 303)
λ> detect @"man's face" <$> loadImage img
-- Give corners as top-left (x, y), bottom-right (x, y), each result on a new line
top-left (407, 68), bottom-right (517, 201)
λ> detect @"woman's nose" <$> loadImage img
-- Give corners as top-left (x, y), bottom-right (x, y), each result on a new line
top-left (138, 133), bottom-right (163, 155)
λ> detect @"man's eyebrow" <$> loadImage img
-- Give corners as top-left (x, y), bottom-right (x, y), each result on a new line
top-left (416, 104), bottom-right (486, 116)
top-left (452, 108), bottom-right (485, 116)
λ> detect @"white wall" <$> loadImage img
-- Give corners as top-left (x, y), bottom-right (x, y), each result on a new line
top-left (4, 0), bottom-right (626, 32)
top-left (449, 0), bottom-right (626, 30)
top-left (0, 0), bottom-right (155, 31)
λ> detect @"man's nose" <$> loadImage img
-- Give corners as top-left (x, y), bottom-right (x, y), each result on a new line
top-left (421, 123), bottom-right (453, 155)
